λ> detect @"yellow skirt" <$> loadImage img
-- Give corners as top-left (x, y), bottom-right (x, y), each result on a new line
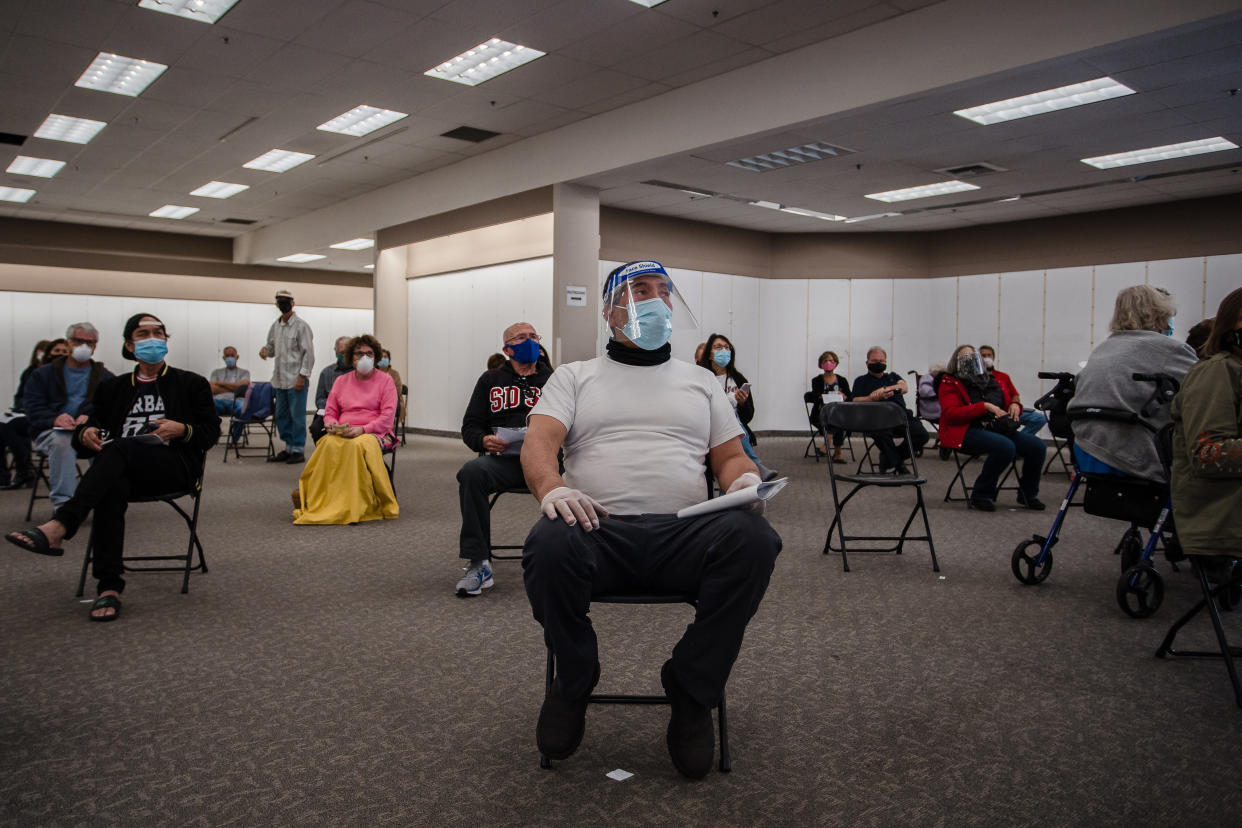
top-left (292, 434), bottom-right (399, 525)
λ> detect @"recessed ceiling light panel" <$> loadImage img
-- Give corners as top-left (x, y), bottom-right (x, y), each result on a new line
top-left (0, 187), bottom-right (36, 203)
top-left (277, 253), bottom-right (326, 263)
top-left (6, 156), bottom-right (66, 178)
top-left (955, 77), bottom-right (1136, 125)
top-left (243, 149), bottom-right (315, 172)
top-left (865, 180), bottom-right (980, 202)
top-left (628, 0), bottom-right (669, 5)
top-left (1081, 137), bottom-right (1239, 169)
top-left (317, 105), bottom-right (408, 137)
top-left (190, 180), bottom-right (249, 198)
top-left (330, 238), bottom-right (374, 250)
top-left (425, 38), bottom-right (545, 86)
top-left (137, 0), bottom-right (241, 24)
top-left (149, 204), bottom-right (199, 219)
top-left (727, 141), bottom-right (852, 173)
top-left (779, 206), bottom-right (846, 222)
top-left (34, 114), bottom-right (106, 144)
top-left (75, 52), bottom-right (168, 97)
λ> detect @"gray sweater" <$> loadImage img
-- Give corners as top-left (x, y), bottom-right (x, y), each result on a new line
top-left (1067, 330), bottom-right (1197, 481)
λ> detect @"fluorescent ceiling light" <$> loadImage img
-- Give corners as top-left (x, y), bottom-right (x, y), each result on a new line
top-left (954, 77), bottom-right (1135, 125)
top-left (34, 114), bottom-right (106, 144)
top-left (748, 200), bottom-right (781, 210)
top-left (843, 212), bottom-right (900, 224)
top-left (727, 141), bottom-right (851, 173)
top-left (865, 180), bottom-right (979, 202)
top-left (190, 180), bottom-right (249, 198)
top-left (0, 186), bottom-right (36, 203)
top-left (628, 0), bottom-right (669, 5)
top-left (75, 52), bottom-right (167, 97)
top-left (317, 105), bottom-right (408, 137)
top-left (425, 38), bottom-right (545, 86)
top-left (780, 206), bottom-right (846, 222)
top-left (243, 149), bottom-right (315, 172)
top-left (137, 0), bottom-right (241, 24)
top-left (1080, 137), bottom-right (1239, 169)
top-left (277, 253), bottom-right (325, 263)
top-left (149, 204), bottom-right (199, 219)
top-left (330, 238), bottom-right (374, 250)
top-left (6, 156), bottom-right (66, 178)
top-left (364, 264), bottom-right (375, 269)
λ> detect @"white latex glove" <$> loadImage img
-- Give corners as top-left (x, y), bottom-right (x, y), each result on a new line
top-left (540, 486), bottom-right (609, 531)
top-left (726, 472), bottom-right (765, 514)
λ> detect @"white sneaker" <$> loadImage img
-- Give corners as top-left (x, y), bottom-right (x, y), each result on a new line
top-left (455, 560), bottom-right (495, 597)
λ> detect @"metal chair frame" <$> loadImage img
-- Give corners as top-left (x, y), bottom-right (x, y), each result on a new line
top-left (943, 449), bottom-right (1021, 505)
top-left (1156, 557), bottom-right (1242, 708)
top-left (487, 486), bottom-right (531, 561)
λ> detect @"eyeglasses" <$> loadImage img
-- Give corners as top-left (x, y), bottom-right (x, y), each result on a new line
top-left (505, 333), bottom-right (541, 345)
top-left (354, 349), bottom-right (375, 358)
top-left (68, 336), bottom-right (98, 346)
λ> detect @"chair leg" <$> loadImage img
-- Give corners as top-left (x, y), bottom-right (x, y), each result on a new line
top-left (716, 692), bottom-right (731, 772)
top-left (1197, 560), bottom-right (1242, 707)
top-left (75, 525), bottom-right (94, 598)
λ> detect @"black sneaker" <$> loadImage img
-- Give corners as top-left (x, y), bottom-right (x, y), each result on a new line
top-left (938, 447), bottom-right (952, 461)
top-left (537, 663), bottom-right (599, 761)
top-left (285, 452), bottom-right (305, 464)
top-left (970, 498), bottom-right (996, 512)
top-left (1017, 492), bottom-right (1046, 510)
top-left (661, 660), bottom-right (714, 779)
top-left (893, 464), bottom-right (911, 475)
top-left (267, 450), bottom-right (290, 463)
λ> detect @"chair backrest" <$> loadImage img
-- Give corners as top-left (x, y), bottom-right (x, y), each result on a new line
top-left (241, 381), bottom-right (274, 420)
top-left (1034, 372), bottom-right (1076, 439)
top-left (821, 401), bottom-right (905, 434)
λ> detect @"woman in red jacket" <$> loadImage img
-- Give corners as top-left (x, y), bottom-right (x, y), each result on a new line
top-left (938, 344), bottom-right (1047, 511)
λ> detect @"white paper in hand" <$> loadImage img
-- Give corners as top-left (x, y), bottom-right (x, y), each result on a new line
top-left (495, 426), bottom-right (527, 457)
top-left (675, 477), bottom-right (789, 519)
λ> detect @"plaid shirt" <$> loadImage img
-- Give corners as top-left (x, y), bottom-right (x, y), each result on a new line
top-left (263, 313), bottom-right (315, 389)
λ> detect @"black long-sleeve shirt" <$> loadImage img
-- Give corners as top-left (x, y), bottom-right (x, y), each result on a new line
top-left (460, 361), bottom-right (553, 454)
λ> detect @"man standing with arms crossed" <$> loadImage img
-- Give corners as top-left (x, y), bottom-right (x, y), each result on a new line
top-left (260, 290), bottom-right (314, 464)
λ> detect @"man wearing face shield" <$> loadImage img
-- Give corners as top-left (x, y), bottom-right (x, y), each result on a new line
top-left (259, 290), bottom-right (315, 464)
top-left (521, 261), bottom-right (782, 779)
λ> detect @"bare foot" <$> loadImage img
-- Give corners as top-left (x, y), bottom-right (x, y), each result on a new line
top-left (91, 590), bottom-right (121, 620)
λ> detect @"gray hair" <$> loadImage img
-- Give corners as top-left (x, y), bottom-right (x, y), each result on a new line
top-left (334, 336), bottom-right (351, 349)
top-left (1109, 285), bottom-right (1177, 333)
top-left (66, 321), bottom-right (98, 339)
top-left (866, 345), bottom-right (887, 360)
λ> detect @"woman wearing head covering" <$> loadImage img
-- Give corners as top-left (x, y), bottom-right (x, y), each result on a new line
top-left (5, 313), bottom-right (220, 621)
top-left (292, 334), bottom-right (399, 525)
top-left (937, 344), bottom-right (1047, 512)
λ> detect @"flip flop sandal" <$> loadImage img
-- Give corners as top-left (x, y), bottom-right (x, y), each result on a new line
top-left (5, 527), bottom-right (64, 557)
top-left (89, 594), bottom-right (122, 623)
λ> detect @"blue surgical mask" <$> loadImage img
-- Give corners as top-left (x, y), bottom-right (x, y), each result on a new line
top-left (712, 349), bottom-right (732, 367)
top-left (509, 338), bottom-right (540, 364)
top-left (224, 356), bottom-right (237, 368)
top-left (336, 353), bottom-right (347, 368)
top-left (1163, 320), bottom-right (1174, 337)
top-left (133, 338), bottom-right (168, 364)
top-left (620, 298), bottom-right (673, 350)
top-left (377, 357), bottom-right (390, 368)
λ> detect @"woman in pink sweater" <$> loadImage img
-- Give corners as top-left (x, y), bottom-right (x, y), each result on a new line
top-left (293, 334), bottom-right (399, 524)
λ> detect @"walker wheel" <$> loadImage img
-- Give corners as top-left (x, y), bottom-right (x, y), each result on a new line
top-left (1118, 528), bottom-right (1143, 573)
top-left (1011, 539), bottom-right (1052, 585)
top-left (1117, 564), bottom-right (1163, 618)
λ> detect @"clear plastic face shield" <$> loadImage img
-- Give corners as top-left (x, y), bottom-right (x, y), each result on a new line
top-left (602, 261), bottom-right (698, 351)
top-left (956, 348), bottom-right (986, 379)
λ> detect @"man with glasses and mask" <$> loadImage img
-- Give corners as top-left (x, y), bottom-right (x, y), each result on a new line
top-left (259, 289), bottom-right (314, 464)
top-left (520, 261), bottom-right (782, 779)
top-left (22, 322), bottom-right (113, 508)
top-left (454, 322), bottom-right (553, 597)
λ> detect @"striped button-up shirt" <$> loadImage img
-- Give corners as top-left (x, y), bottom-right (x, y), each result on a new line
top-left (264, 313), bottom-right (315, 389)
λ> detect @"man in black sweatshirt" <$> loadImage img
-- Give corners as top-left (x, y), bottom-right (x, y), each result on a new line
top-left (455, 322), bottom-right (552, 597)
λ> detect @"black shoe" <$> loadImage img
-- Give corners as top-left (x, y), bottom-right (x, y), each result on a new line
top-left (285, 452), bottom-right (305, 464)
top-left (938, 447), bottom-right (952, 461)
top-left (1017, 493), bottom-right (1046, 510)
top-left (537, 663), bottom-right (599, 761)
top-left (893, 464), bottom-right (911, 475)
top-left (661, 659), bottom-right (714, 779)
top-left (267, 450), bottom-right (290, 463)
top-left (970, 498), bottom-right (996, 512)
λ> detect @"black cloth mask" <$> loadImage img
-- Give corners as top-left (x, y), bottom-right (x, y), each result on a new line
top-left (867, 362), bottom-right (887, 374)
top-left (606, 340), bottom-right (670, 366)
top-left (276, 299), bottom-right (293, 314)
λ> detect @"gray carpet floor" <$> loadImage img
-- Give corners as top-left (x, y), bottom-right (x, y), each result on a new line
top-left (1, 433), bottom-right (1239, 827)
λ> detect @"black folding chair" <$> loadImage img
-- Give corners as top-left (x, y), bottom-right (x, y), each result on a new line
top-left (224, 381), bottom-right (275, 463)
top-left (1156, 557), bottom-right (1242, 708)
top-left (399, 384), bottom-right (408, 447)
top-left (26, 448), bottom-right (84, 521)
top-left (943, 449), bottom-right (1021, 506)
top-left (75, 474), bottom-right (207, 596)
top-left (488, 486), bottom-right (531, 561)
top-left (540, 593), bottom-right (730, 772)
top-left (820, 402), bottom-right (939, 573)
top-left (803, 392), bottom-right (856, 463)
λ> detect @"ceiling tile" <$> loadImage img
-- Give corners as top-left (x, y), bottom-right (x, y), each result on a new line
top-left (558, 11), bottom-right (700, 68)
top-left (499, 0), bottom-right (644, 56)
top-left (216, 0), bottom-right (349, 39)
top-left (623, 29), bottom-right (754, 83)
top-left (244, 43), bottom-right (354, 92)
top-left (366, 16), bottom-right (497, 74)
top-left (531, 67), bottom-right (652, 110)
top-left (659, 45), bottom-right (774, 89)
top-left (579, 81), bottom-right (673, 115)
top-left (177, 26), bottom-right (286, 77)
top-left (712, 0), bottom-right (886, 47)
top-left (295, 0), bottom-right (425, 57)
top-left (140, 67), bottom-right (238, 108)
top-left (13, 0), bottom-right (120, 50)
top-left (427, 0), bottom-right (563, 31)
top-left (762, 3), bottom-right (900, 53)
top-left (98, 6), bottom-right (207, 66)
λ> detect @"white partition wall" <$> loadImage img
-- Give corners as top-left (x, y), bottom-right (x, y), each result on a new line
top-left (407, 257), bottom-right (553, 432)
top-left (0, 292), bottom-right (371, 409)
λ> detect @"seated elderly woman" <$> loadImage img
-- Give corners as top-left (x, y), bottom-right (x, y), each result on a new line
top-left (1169, 287), bottom-right (1242, 561)
top-left (807, 350), bottom-right (851, 463)
top-left (937, 344), bottom-right (1047, 511)
top-left (292, 334), bottom-right (399, 525)
top-left (1067, 285), bottom-right (1197, 482)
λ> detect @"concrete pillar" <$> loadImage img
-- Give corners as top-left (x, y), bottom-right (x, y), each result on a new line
top-left (551, 183), bottom-right (601, 365)
top-left (374, 245), bottom-right (408, 376)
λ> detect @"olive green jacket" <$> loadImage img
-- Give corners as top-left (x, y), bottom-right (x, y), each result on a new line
top-left (1170, 352), bottom-right (1242, 555)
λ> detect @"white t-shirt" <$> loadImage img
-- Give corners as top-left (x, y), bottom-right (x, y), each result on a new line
top-left (530, 356), bottom-right (743, 514)
top-left (716, 372), bottom-right (740, 410)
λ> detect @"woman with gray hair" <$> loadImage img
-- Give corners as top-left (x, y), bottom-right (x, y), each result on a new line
top-left (1066, 285), bottom-right (1197, 481)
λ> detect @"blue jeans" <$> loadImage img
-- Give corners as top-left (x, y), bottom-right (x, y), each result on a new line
top-left (273, 386), bottom-right (308, 453)
top-left (35, 428), bottom-right (79, 507)
top-left (958, 427), bottom-right (1046, 502)
top-left (214, 398), bottom-right (243, 417)
top-left (1018, 409), bottom-right (1046, 436)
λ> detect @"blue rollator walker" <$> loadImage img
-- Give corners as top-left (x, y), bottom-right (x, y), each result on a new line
top-left (1010, 371), bottom-right (1182, 618)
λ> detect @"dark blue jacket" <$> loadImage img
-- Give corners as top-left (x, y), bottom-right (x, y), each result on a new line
top-left (22, 358), bottom-right (114, 436)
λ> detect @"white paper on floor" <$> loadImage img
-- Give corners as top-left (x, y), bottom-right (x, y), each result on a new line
top-left (606, 769), bottom-right (633, 781)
